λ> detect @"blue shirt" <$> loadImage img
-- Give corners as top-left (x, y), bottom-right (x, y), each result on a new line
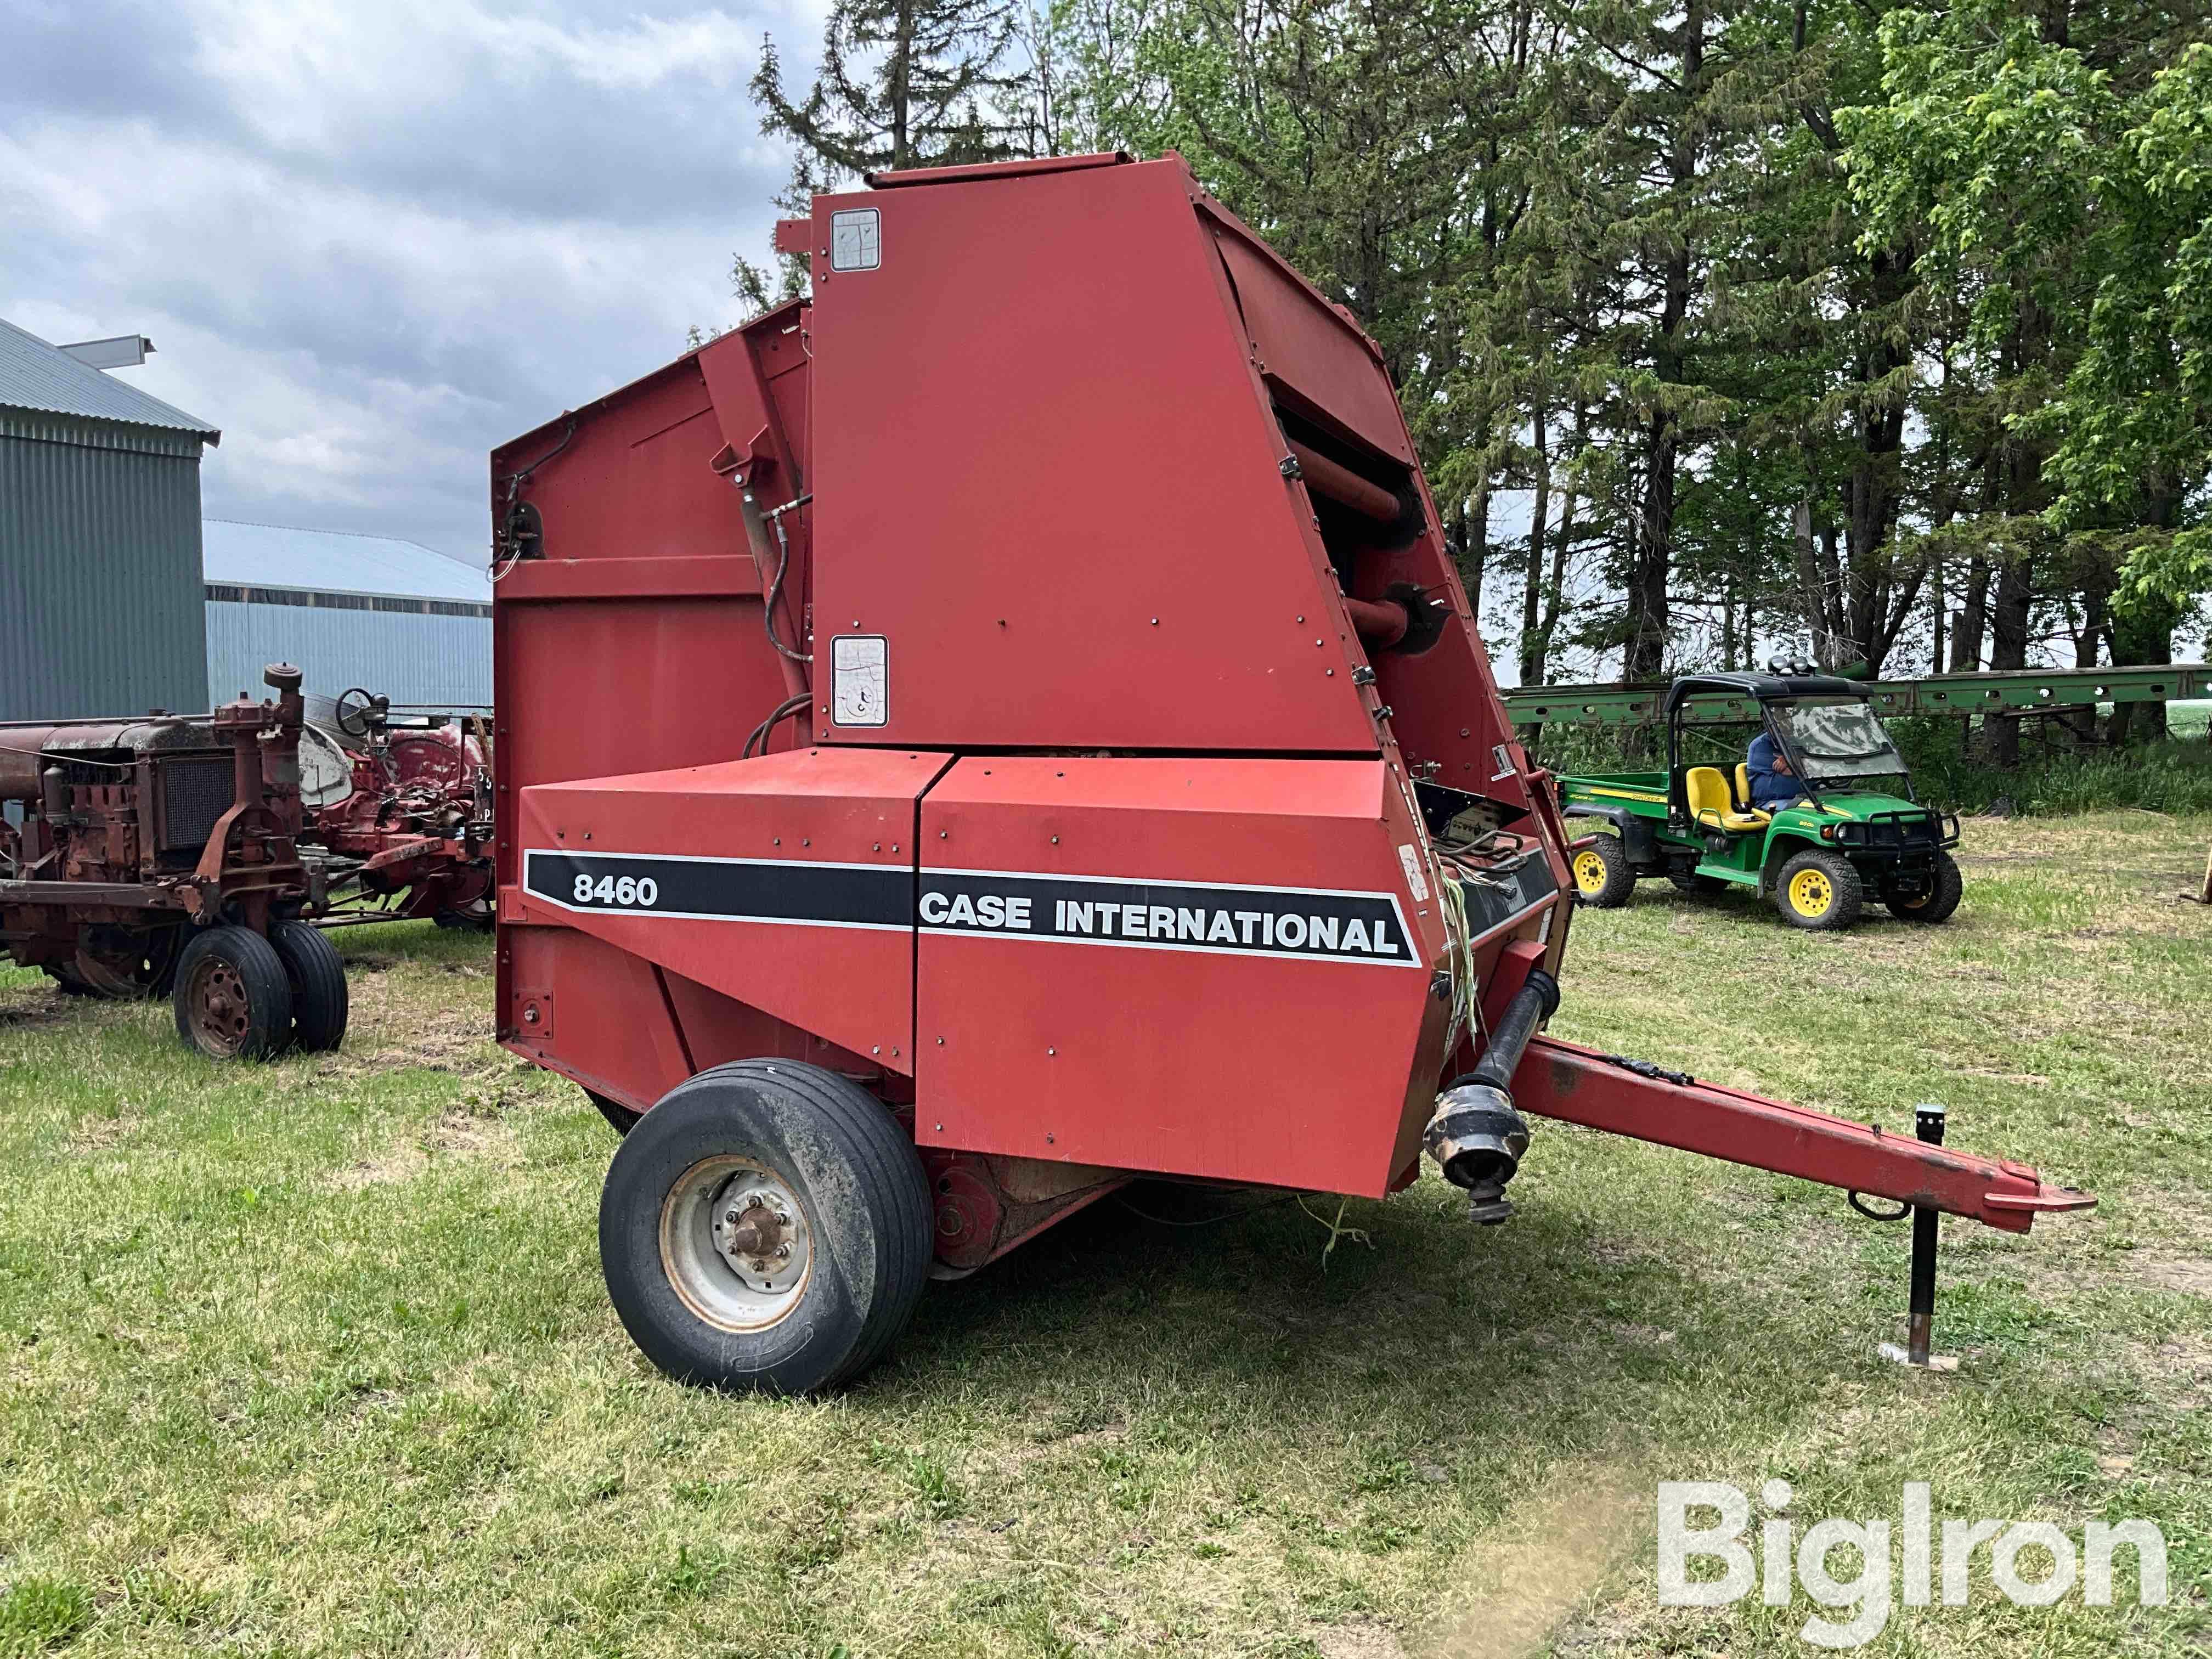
top-left (1746, 732), bottom-right (1802, 809)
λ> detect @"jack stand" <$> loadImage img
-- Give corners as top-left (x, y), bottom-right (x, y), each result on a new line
top-left (1880, 1104), bottom-right (1959, 1372)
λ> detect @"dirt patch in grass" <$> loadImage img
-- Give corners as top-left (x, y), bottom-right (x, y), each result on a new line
top-left (1416, 1455), bottom-right (1647, 1658)
top-left (323, 1105), bottom-right (521, 1191)
top-left (998, 1420), bottom-right (1128, 1477)
top-left (2134, 1252), bottom-right (2212, 1298)
top-left (66, 1105), bottom-right (144, 1152)
top-left (1317, 1617), bottom-right (1410, 1658)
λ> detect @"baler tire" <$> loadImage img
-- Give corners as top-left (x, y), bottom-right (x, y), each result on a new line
top-left (1886, 850), bottom-right (1963, 924)
top-left (1774, 849), bottom-right (1863, 932)
top-left (1570, 836), bottom-right (1635, 909)
top-left (599, 1060), bottom-right (932, 1396)
top-left (586, 1090), bottom-right (642, 1137)
top-left (269, 919), bottom-right (349, 1052)
top-left (172, 926), bottom-right (295, 1062)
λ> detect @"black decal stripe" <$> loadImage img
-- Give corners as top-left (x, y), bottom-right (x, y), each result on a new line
top-left (521, 849), bottom-right (1426, 968)
top-left (524, 850), bottom-right (909, 929)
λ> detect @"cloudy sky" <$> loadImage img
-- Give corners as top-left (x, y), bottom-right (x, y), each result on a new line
top-left (3, 0), bottom-right (828, 567)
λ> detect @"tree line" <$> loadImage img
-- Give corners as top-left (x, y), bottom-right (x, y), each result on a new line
top-left (737, 0), bottom-right (2211, 752)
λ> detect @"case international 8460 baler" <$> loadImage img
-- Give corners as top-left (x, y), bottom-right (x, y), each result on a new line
top-left (489, 152), bottom-right (2091, 1394)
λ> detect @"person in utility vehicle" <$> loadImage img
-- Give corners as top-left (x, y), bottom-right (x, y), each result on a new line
top-left (1744, 730), bottom-right (1803, 810)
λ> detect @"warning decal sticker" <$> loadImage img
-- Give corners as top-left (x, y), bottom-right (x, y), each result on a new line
top-left (831, 635), bottom-right (888, 726)
top-left (829, 208), bottom-right (882, 271)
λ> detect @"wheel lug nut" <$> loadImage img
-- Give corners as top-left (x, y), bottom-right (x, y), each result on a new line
top-left (774, 1243), bottom-right (791, 1260)
top-left (774, 1210), bottom-right (791, 1227)
top-left (750, 1258), bottom-right (767, 1272)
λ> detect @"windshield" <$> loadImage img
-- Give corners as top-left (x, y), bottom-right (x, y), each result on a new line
top-left (1771, 698), bottom-right (1907, 783)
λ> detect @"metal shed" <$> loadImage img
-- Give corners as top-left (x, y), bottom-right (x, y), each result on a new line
top-left (202, 520), bottom-right (491, 711)
top-left (0, 317), bottom-right (219, 721)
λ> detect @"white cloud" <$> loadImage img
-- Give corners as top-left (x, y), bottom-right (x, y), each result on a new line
top-left (0, 1), bottom-right (825, 560)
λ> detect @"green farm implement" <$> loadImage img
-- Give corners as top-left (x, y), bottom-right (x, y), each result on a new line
top-left (1558, 672), bottom-right (1962, 931)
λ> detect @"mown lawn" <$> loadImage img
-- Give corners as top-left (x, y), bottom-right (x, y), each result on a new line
top-left (0, 813), bottom-right (2207, 1657)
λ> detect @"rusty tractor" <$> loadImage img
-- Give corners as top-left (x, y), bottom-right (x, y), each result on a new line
top-left (0, 664), bottom-right (349, 1060)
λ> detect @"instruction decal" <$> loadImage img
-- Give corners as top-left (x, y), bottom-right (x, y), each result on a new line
top-left (830, 208), bottom-right (882, 272)
top-left (831, 634), bottom-right (888, 726)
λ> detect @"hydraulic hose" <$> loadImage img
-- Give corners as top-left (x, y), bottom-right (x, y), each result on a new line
top-left (1454, 968), bottom-right (1560, 1097)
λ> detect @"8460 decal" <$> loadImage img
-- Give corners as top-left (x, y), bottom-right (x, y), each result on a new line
top-left (572, 871), bottom-right (659, 908)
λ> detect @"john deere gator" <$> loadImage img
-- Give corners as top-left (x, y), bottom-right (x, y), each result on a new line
top-left (1557, 672), bottom-right (1963, 931)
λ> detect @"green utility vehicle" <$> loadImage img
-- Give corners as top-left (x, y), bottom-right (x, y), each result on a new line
top-left (1558, 671), bottom-right (1963, 930)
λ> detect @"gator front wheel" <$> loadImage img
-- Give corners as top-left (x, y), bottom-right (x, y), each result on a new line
top-left (1886, 850), bottom-right (1963, 924)
top-left (1570, 837), bottom-right (1635, 909)
top-left (1774, 849), bottom-right (1863, 932)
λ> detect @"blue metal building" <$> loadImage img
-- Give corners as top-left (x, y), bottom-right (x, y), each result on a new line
top-left (0, 317), bottom-right (219, 721)
top-left (202, 520), bottom-right (492, 711)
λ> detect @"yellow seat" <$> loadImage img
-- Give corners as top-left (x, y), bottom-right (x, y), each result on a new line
top-left (1736, 763), bottom-right (1754, 806)
top-left (1687, 766), bottom-right (1770, 832)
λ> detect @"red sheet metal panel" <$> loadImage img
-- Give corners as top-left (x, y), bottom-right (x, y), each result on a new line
top-left (867, 152), bottom-right (1132, 188)
top-left (805, 156), bottom-right (1379, 754)
top-left (1207, 217), bottom-right (1415, 467)
top-left (914, 756), bottom-right (1452, 1196)
top-left (506, 748), bottom-right (952, 1079)
top-left (503, 926), bottom-right (696, 1107)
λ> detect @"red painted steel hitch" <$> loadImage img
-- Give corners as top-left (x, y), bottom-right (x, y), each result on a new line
top-left (1512, 1035), bottom-right (2094, 1234)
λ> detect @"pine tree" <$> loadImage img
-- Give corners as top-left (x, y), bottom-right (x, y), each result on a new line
top-left (752, 0), bottom-right (1043, 178)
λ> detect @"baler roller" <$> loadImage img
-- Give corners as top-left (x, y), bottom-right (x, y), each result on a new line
top-left (1285, 438), bottom-right (1400, 523)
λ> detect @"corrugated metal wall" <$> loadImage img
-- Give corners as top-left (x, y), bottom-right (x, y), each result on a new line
top-left (205, 602), bottom-right (491, 709)
top-left (0, 417), bottom-right (210, 720)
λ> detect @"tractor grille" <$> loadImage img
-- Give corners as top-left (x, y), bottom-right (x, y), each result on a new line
top-left (158, 755), bottom-right (235, 851)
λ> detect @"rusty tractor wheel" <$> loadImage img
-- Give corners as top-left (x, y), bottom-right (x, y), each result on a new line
top-left (599, 1060), bottom-right (931, 1395)
top-left (172, 926), bottom-right (294, 1062)
top-left (72, 924), bottom-right (183, 999)
top-left (269, 919), bottom-right (349, 1052)
top-left (42, 962), bottom-right (100, 997)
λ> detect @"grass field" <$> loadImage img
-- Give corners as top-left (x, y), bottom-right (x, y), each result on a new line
top-left (1, 814), bottom-right (2208, 1657)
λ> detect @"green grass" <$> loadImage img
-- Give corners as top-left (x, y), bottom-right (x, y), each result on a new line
top-left (1, 822), bottom-right (2209, 1656)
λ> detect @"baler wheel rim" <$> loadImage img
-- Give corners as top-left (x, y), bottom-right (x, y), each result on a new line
top-left (658, 1155), bottom-right (816, 1334)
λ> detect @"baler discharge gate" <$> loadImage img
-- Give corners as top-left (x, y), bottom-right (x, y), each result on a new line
top-left (489, 151), bottom-right (2091, 1394)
